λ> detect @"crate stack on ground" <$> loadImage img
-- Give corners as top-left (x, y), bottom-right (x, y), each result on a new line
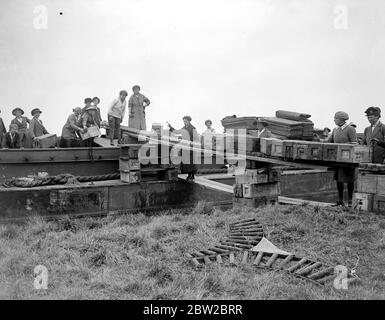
top-left (119, 144), bottom-right (141, 183)
top-left (233, 168), bottom-right (281, 208)
top-left (354, 163), bottom-right (385, 214)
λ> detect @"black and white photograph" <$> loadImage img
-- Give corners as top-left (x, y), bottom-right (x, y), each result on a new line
top-left (0, 0), bottom-right (384, 306)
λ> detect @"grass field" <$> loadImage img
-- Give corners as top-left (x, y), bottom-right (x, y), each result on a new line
top-left (0, 202), bottom-right (384, 300)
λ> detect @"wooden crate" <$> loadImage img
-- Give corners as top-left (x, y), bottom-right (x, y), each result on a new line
top-left (337, 144), bottom-right (372, 163)
top-left (167, 168), bottom-right (179, 181)
top-left (119, 157), bottom-right (140, 171)
top-left (120, 144), bottom-right (140, 159)
top-left (373, 195), bottom-right (385, 215)
top-left (270, 139), bottom-right (284, 157)
top-left (322, 143), bottom-right (338, 162)
top-left (353, 192), bottom-right (374, 212)
top-left (292, 141), bottom-right (322, 161)
top-left (376, 175), bottom-right (385, 196)
top-left (260, 138), bottom-right (275, 155)
top-left (80, 126), bottom-right (101, 140)
top-left (36, 134), bottom-right (57, 148)
top-left (268, 168), bottom-right (281, 182)
top-left (120, 170), bottom-right (141, 184)
top-left (235, 169), bottom-right (269, 184)
top-left (233, 184), bottom-right (243, 198)
top-left (242, 182), bottom-right (280, 199)
top-left (282, 141), bottom-right (294, 159)
top-left (243, 136), bottom-right (260, 153)
top-left (356, 173), bottom-right (378, 194)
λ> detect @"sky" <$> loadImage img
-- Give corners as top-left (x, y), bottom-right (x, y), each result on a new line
top-left (1, 0), bottom-right (385, 134)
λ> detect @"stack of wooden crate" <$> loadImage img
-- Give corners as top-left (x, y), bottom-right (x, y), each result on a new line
top-left (139, 143), bottom-right (179, 181)
top-left (260, 138), bottom-right (372, 164)
top-left (119, 145), bottom-right (141, 183)
top-left (233, 168), bottom-right (281, 208)
top-left (222, 116), bottom-right (261, 155)
top-left (354, 165), bottom-right (385, 214)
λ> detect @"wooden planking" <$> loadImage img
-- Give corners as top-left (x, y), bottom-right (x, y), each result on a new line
top-left (278, 196), bottom-right (333, 207)
top-left (179, 175), bottom-right (233, 193)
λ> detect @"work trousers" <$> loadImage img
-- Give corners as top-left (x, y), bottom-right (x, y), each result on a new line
top-left (108, 115), bottom-right (121, 141)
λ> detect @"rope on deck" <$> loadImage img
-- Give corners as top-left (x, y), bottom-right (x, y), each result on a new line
top-left (2, 173), bottom-right (120, 188)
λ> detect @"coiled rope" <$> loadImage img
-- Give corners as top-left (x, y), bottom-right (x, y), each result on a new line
top-left (3, 173), bottom-right (120, 188)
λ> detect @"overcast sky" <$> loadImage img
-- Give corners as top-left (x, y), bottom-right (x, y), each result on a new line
top-left (1, 0), bottom-right (385, 134)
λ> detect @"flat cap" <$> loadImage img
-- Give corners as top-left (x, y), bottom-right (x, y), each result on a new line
top-left (334, 111), bottom-right (349, 121)
top-left (365, 106), bottom-right (381, 116)
top-left (183, 115), bottom-right (192, 122)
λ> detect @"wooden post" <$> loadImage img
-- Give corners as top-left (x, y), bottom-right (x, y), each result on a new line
top-left (253, 251), bottom-right (264, 266)
top-left (241, 251), bottom-right (249, 264)
top-left (265, 253), bottom-right (279, 268)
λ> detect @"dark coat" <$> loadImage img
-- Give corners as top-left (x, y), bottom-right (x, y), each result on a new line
top-left (363, 122), bottom-right (385, 163)
top-left (2, 132), bottom-right (20, 149)
top-left (0, 118), bottom-right (6, 147)
top-left (29, 117), bottom-right (49, 138)
top-left (179, 124), bottom-right (199, 174)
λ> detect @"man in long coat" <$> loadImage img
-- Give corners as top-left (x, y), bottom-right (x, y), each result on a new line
top-left (363, 106), bottom-right (385, 163)
top-left (128, 85), bottom-right (150, 130)
top-left (327, 111), bottom-right (357, 207)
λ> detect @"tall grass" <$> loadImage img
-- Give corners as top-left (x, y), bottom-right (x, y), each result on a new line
top-left (0, 202), bottom-right (384, 299)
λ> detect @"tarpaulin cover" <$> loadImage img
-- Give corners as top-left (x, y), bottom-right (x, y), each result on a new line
top-left (221, 116), bottom-right (259, 130)
top-left (276, 110), bottom-right (312, 122)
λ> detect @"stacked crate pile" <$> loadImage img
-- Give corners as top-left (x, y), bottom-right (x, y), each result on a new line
top-left (262, 110), bottom-right (314, 141)
top-left (355, 164), bottom-right (385, 214)
top-left (221, 116), bottom-right (260, 155)
top-left (119, 144), bottom-right (141, 183)
top-left (233, 168), bottom-right (281, 208)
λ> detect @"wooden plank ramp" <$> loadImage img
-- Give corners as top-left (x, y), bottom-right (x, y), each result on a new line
top-left (278, 196), bottom-right (333, 207)
top-left (179, 174), bottom-right (233, 193)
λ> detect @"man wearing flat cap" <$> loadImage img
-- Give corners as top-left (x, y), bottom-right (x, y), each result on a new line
top-left (327, 111), bottom-right (358, 207)
top-left (363, 106), bottom-right (385, 163)
top-left (128, 85), bottom-right (150, 131)
top-left (29, 108), bottom-right (49, 147)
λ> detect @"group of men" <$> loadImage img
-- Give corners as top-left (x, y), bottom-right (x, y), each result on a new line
top-left (0, 107), bottom-right (50, 148)
top-left (0, 85), bottom-right (151, 149)
top-left (62, 85), bottom-right (150, 147)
